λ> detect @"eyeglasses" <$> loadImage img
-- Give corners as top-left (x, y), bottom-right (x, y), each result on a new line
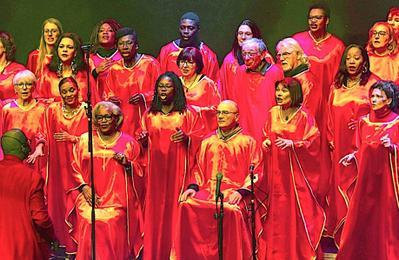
top-left (44, 29), bottom-right (59, 35)
top-left (276, 52), bottom-right (293, 59)
top-left (372, 31), bottom-right (388, 37)
top-left (216, 110), bottom-right (238, 115)
top-left (179, 60), bottom-right (196, 67)
top-left (95, 114), bottom-right (113, 121)
top-left (242, 52), bottom-right (260, 58)
top-left (308, 15), bottom-right (324, 20)
top-left (15, 82), bottom-right (34, 88)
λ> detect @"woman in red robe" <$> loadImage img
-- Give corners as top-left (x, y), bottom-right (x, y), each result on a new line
top-left (138, 72), bottom-right (204, 260)
top-left (37, 32), bottom-right (98, 103)
top-left (387, 7), bottom-right (399, 49)
top-left (337, 81), bottom-right (399, 259)
top-left (219, 19), bottom-right (274, 100)
top-left (259, 77), bottom-right (325, 259)
top-left (326, 44), bottom-right (380, 247)
top-left (45, 77), bottom-right (88, 256)
top-left (26, 18), bottom-right (63, 78)
top-left (0, 31), bottom-right (25, 104)
top-left (66, 101), bottom-right (143, 259)
top-left (1, 70), bottom-right (47, 178)
top-left (177, 46), bottom-right (221, 132)
top-left (88, 19), bottom-right (122, 98)
top-left (366, 22), bottom-right (399, 83)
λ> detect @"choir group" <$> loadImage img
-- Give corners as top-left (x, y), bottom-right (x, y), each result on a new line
top-left (1, 3), bottom-right (399, 260)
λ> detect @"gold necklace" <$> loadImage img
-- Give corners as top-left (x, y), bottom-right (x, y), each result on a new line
top-left (62, 103), bottom-right (82, 119)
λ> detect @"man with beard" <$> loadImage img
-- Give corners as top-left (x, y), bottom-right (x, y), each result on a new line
top-left (104, 27), bottom-right (160, 137)
top-left (157, 12), bottom-right (219, 82)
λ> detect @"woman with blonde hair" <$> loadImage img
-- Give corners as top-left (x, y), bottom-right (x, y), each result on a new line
top-left (26, 18), bottom-right (63, 77)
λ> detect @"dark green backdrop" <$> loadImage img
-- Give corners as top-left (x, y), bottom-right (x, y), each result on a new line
top-left (0, 0), bottom-right (396, 64)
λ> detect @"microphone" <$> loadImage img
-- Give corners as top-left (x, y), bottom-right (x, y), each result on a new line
top-left (215, 172), bottom-right (223, 200)
top-left (249, 164), bottom-right (255, 172)
top-left (81, 43), bottom-right (93, 51)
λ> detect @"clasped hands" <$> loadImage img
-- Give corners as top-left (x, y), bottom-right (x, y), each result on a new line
top-left (179, 189), bottom-right (242, 205)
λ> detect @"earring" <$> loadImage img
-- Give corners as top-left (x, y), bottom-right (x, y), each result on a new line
top-left (362, 65), bottom-right (368, 74)
top-left (71, 59), bottom-right (78, 75)
top-left (57, 62), bottom-right (63, 78)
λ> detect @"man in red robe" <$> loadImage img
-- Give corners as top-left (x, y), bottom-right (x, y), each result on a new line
top-left (104, 27), bottom-right (160, 137)
top-left (157, 12), bottom-right (219, 82)
top-left (231, 38), bottom-right (284, 142)
top-left (0, 129), bottom-right (57, 260)
top-left (173, 100), bottom-right (263, 260)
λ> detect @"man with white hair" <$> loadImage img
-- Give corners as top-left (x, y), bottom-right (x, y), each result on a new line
top-left (230, 38), bottom-right (283, 142)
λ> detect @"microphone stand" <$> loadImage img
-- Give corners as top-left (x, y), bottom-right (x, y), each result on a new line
top-left (82, 45), bottom-right (96, 260)
top-left (249, 164), bottom-right (256, 260)
top-left (215, 186), bottom-right (224, 260)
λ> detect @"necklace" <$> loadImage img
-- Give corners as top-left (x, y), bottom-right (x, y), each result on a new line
top-left (62, 103), bottom-right (82, 119)
top-left (345, 78), bottom-right (361, 89)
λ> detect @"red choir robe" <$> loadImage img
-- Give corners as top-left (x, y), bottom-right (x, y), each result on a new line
top-left (37, 66), bottom-right (99, 103)
top-left (140, 106), bottom-right (204, 260)
top-left (219, 50), bottom-right (275, 100)
top-left (231, 63), bottom-right (284, 142)
top-left (171, 128), bottom-right (263, 260)
top-left (104, 55), bottom-right (160, 137)
top-left (89, 50), bottom-right (122, 98)
top-left (45, 101), bottom-right (88, 253)
top-left (258, 106), bottom-right (325, 260)
top-left (325, 74), bottom-right (379, 245)
top-left (337, 110), bottom-right (399, 259)
top-left (67, 131), bottom-right (144, 259)
top-left (368, 51), bottom-right (399, 83)
top-left (157, 41), bottom-right (219, 82)
top-left (181, 74), bottom-right (221, 133)
top-left (0, 155), bottom-right (56, 260)
top-left (0, 61), bottom-right (25, 102)
top-left (1, 100), bottom-right (47, 178)
top-left (26, 49), bottom-right (52, 77)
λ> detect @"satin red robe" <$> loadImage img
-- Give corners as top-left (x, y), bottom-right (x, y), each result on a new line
top-left (181, 75), bottom-right (221, 132)
top-left (45, 101), bottom-right (88, 253)
top-left (231, 64), bottom-right (284, 142)
top-left (158, 41), bottom-right (219, 82)
top-left (26, 49), bottom-right (52, 77)
top-left (172, 129), bottom-right (263, 260)
top-left (37, 66), bottom-right (99, 103)
top-left (325, 74), bottom-right (379, 245)
top-left (337, 112), bottom-right (399, 259)
top-left (219, 50), bottom-right (275, 100)
top-left (259, 106), bottom-right (325, 260)
top-left (67, 132), bottom-right (144, 259)
top-left (89, 50), bottom-right (122, 98)
top-left (0, 61), bottom-right (25, 102)
top-left (368, 52), bottom-right (399, 83)
top-left (140, 107), bottom-right (204, 260)
top-left (104, 55), bottom-right (160, 136)
top-left (0, 155), bottom-right (56, 260)
top-left (1, 100), bottom-right (47, 178)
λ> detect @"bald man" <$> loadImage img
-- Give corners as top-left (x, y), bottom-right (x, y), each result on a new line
top-left (157, 11), bottom-right (219, 82)
top-left (172, 100), bottom-right (263, 259)
top-left (0, 129), bottom-right (57, 260)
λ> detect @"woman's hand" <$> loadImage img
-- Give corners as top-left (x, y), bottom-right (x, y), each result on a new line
top-left (380, 134), bottom-right (393, 149)
top-left (26, 143), bottom-right (44, 164)
top-left (54, 130), bottom-right (77, 143)
top-left (339, 152), bottom-right (356, 167)
top-left (275, 137), bottom-right (294, 150)
top-left (228, 191), bottom-right (242, 205)
top-left (129, 93), bottom-right (145, 105)
top-left (348, 118), bottom-right (357, 130)
top-left (179, 189), bottom-right (196, 202)
top-left (171, 128), bottom-right (188, 143)
top-left (113, 152), bottom-right (129, 166)
top-left (81, 185), bottom-right (100, 207)
top-left (95, 59), bottom-right (114, 74)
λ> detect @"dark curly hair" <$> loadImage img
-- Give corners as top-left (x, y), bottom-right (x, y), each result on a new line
top-left (150, 71), bottom-right (187, 113)
top-left (49, 32), bottom-right (86, 72)
top-left (0, 31), bottom-right (16, 61)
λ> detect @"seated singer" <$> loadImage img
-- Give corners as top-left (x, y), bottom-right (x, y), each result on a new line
top-left (172, 100), bottom-right (263, 259)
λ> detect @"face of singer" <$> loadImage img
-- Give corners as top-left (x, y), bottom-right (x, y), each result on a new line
top-left (217, 101), bottom-right (239, 131)
top-left (308, 8), bottom-right (329, 34)
top-left (277, 47), bottom-right (300, 72)
top-left (242, 41), bottom-right (264, 70)
top-left (345, 46), bottom-right (364, 77)
top-left (157, 76), bottom-right (175, 104)
top-left (95, 106), bottom-right (117, 135)
top-left (371, 24), bottom-right (390, 50)
top-left (179, 19), bottom-right (198, 41)
top-left (237, 25), bottom-right (253, 46)
top-left (14, 78), bottom-right (35, 101)
top-left (370, 88), bottom-right (391, 110)
top-left (43, 22), bottom-right (60, 46)
top-left (388, 14), bottom-right (399, 31)
top-left (58, 37), bottom-right (76, 64)
top-left (117, 35), bottom-right (137, 61)
top-left (275, 83), bottom-right (292, 107)
top-left (98, 23), bottom-right (116, 46)
top-left (60, 81), bottom-right (79, 107)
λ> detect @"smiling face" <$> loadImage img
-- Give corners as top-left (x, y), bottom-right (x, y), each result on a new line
top-left (43, 22), bottom-right (60, 46)
top-left (57, 37), bottom-right (76, 64)
top-left (179, 19), bottom-right (199, 41)
top-left (345, 46), bottom-right (364, 76)
top-left (370, 88), bottom-right (391, 110)
top-left (370, 24), bottom-right (390, 50)
top-left (95, 106), bottom-right (117, 135)
top-left (308, 8), bottom-right (329, 34)
top-left (237, 25), bottom-right (253, 47)
top-left (275, 83), bottom-right (292, 107)
top-left (98, 23), bottom-right (116, 46)
top-left (157, 76), bottom-right (175, 104)
top-left (60, 81), bottom-right (79, 107)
